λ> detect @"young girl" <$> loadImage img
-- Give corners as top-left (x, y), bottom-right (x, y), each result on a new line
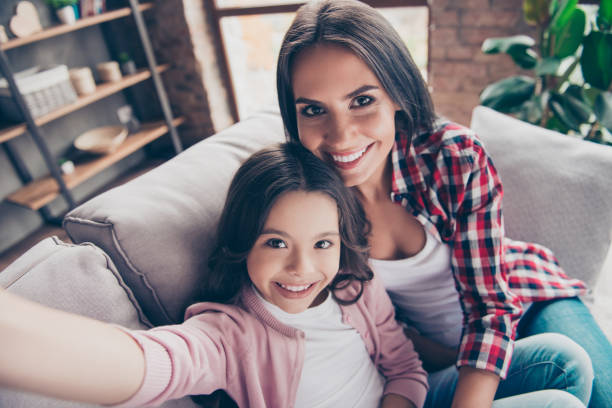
top-left (0, 143), bottom-right (428, 408)
top-left (276, 1), bottom-right (609, 407)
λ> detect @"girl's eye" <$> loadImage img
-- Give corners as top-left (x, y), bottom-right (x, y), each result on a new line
top-left (300, 105), bottom-right (325, 117)
top-left (315, 240), bottom-right (333, 249)
top-left (265, 238), bottom-right (287, 249)
top-left (352, 95), bottom-right (374, 108)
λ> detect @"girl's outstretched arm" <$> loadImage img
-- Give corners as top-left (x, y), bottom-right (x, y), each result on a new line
top-left (0, 287), bottom-right (145, 405)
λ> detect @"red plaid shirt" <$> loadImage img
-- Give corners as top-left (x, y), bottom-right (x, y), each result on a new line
top-left (389, 120), bottom-right (587, 378)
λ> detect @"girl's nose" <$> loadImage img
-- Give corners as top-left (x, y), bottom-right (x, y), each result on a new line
top-left (286, 249), bottom-right (311, 277)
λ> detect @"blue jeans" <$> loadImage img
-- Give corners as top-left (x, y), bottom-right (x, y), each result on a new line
top-left (518, 297), bottom-right (612, 408)
top-left (425, 300), bottom-right (598, 407)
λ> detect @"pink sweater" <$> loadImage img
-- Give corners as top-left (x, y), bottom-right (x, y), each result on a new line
top-left (116, 274), bottom-right (428, 408)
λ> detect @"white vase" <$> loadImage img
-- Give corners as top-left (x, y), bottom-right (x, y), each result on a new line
top-left (56, 6), bottom-right (76, 25)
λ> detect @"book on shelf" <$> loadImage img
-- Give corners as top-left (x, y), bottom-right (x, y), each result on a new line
top-left (79, 0), bottom-right (106, 17)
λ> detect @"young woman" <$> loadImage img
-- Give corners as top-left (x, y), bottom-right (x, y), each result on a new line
top-left (0, 143), bottom-right (428, 408)
top-left (276, 1), bottom-right (610, 407)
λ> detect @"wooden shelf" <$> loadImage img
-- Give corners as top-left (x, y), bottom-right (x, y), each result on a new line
top-left (0, 65), bottom-right (169, 144)
top-left (6, 117), bottom-right (185, 210)
top-left (1, 4), bottom-right (154, 51)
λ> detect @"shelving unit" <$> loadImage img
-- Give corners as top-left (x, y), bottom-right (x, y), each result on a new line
top-left (7, 118), bottom-right (185, 210)
top-left (0, 0), bottom-right (183, 222)
top-left (0, 65), bottom-right (169, 143)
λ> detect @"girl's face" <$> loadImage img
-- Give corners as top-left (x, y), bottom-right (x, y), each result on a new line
top-left (291, 43), bottom-right (400, 188)
top-left (246, 190), bottom-right (341, 314)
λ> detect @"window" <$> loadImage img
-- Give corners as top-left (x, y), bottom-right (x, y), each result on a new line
top-left (212, 1), bottom-right (429, 120)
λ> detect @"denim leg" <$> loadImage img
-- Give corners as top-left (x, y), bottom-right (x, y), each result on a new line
top-left (495, 333), bottom-right (593, 404)
top-left (425, 333), bottom-right (593, 408)
top-left (518, 297), bottom-right (612, 408)
top-left (492, 390), bottom-right (586, 408)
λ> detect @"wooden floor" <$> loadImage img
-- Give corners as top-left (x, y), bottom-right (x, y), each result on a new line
top-left (0, 158), bottom-right (164, 272)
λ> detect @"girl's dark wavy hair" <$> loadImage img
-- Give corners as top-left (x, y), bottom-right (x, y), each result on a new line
top-left (203, 143), bottom-right (373, 305)
top-left (277, 0), bottom-right (436, 144)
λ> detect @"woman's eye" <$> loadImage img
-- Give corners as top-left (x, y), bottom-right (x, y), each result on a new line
top-left (352, 95), bottom-right (373, 108)
top-left (301, 105), bottom-right (325, 117)
top-left (265, 239), bottom-right (287, 249)
top-left (315, 240), bottom-right (333, 249)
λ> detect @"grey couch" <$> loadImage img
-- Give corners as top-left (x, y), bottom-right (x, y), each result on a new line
top-left (1, 106), bottom-right (611, 407)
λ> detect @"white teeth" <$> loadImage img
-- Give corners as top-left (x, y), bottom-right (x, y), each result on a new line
top-left (331, 147), bottom-right (367, 163)
top-left (278, 282), bottom-right (312, 292)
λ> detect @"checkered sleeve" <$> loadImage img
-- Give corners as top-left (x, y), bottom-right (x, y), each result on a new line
top-left (445, 135), bottom-right (522, 379)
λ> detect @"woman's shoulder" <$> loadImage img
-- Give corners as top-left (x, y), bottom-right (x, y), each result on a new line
top-left (412, 118), bottom-right (489, 167)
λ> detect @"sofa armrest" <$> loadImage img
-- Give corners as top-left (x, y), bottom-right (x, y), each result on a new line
top-left (470, 106), bottom-right (612, 288)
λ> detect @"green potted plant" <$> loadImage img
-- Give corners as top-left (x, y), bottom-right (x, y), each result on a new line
top-left (45, 0), bottom-right (79, 25)
top-left (117, 52), bottom-right (137, 75)
top-left (480, 0), bottom-right (612, 145)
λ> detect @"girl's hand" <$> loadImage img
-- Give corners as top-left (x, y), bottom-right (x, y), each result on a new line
top-left (0, 288), bottom-right (145, 405)
top-left (380, 393), bottom-right (417, 408)
top-left (403, 326), bottom-right (457, 372)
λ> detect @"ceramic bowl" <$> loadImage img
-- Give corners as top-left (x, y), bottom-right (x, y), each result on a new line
top-left (74, 125), bottom-right (128, 155)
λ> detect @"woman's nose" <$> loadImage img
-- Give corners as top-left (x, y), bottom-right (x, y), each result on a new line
top-left (326, 113), bottom-right (354, 144)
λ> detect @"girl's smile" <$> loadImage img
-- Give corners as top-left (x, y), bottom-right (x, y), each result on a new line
top-left (246, 190), bottom-right (341, 314)
top-left (291, 43), bottom-right (400, 191)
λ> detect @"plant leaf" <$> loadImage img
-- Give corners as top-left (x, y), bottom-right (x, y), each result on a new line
top-left (482, 36), bottom-right (538, 69)
top-left (550, 0), bottom-right (578, 32)
top-left (549, 92), bottom-right (591, 131)
top-left (565, 84), bottom-right (585, 101)
top-left (546, 112), bottom-right (572, 133)
top-left (535, 57), bottom-right (561, 76)
top-left (523, 0), bottom-right (550, 25)
top-left (511, 48), bottom-right (539, 69)
top-left (552, 8), bottom-right (586, 58)
top-left (480, 76), bottom-right (535, 112)
top-left (581, 31), bottom-right (612, 90)
top-left (517, 95), bottom-right (544, 124)
top-left (599, 0), bottom-right (612, 27)
top-left (482, 35), bottom-right (535, 54)
top-left (594, 91), bottom-right (612, 130)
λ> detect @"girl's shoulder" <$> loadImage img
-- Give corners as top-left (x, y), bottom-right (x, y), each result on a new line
top-left (334, 274), bottom-right (385, 307)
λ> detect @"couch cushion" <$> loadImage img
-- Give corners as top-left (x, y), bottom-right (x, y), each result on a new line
top-left (470, 106), bottom-right (612, 287)
top-left (0, 236), bottom-right (150, 408)
top-left (64, 109), bottom-right (285, 325)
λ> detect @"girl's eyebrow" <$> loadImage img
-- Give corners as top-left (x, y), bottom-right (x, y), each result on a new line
top-left (294, 85), bottom-right (379, 105)
top-left (260, 229), bottom-right (340, 239)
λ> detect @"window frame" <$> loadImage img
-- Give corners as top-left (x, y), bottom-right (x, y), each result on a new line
top-left (209, 0), bottom-right (430, 122)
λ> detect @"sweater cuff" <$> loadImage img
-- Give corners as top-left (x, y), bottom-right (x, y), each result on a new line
top-left (111, 329), bottom-right (173, 407)
top-left (384, 379), bottom-right (428, 408)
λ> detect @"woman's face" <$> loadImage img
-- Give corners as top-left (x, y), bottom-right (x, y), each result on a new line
top-left (291, 43), bottom-right (399, 188)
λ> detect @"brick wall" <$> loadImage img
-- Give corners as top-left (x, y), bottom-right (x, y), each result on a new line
top-left (148, 0), bottom-right (234, 146)
top-left (429, 0), bottom-right (536, 126)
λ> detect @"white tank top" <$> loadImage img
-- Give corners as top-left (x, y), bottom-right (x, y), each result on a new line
top-left (370, 228), bottom-right (463, 348)
top-left (257, 289), bottom-right (384, 408)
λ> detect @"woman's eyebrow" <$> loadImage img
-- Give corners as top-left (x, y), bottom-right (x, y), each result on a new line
top-left (295, 85), bottom-right (379, 105)
top-left (346, 85), bottom-right (379, 99)
top-left (295, 96), bottom-right (319, 105)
